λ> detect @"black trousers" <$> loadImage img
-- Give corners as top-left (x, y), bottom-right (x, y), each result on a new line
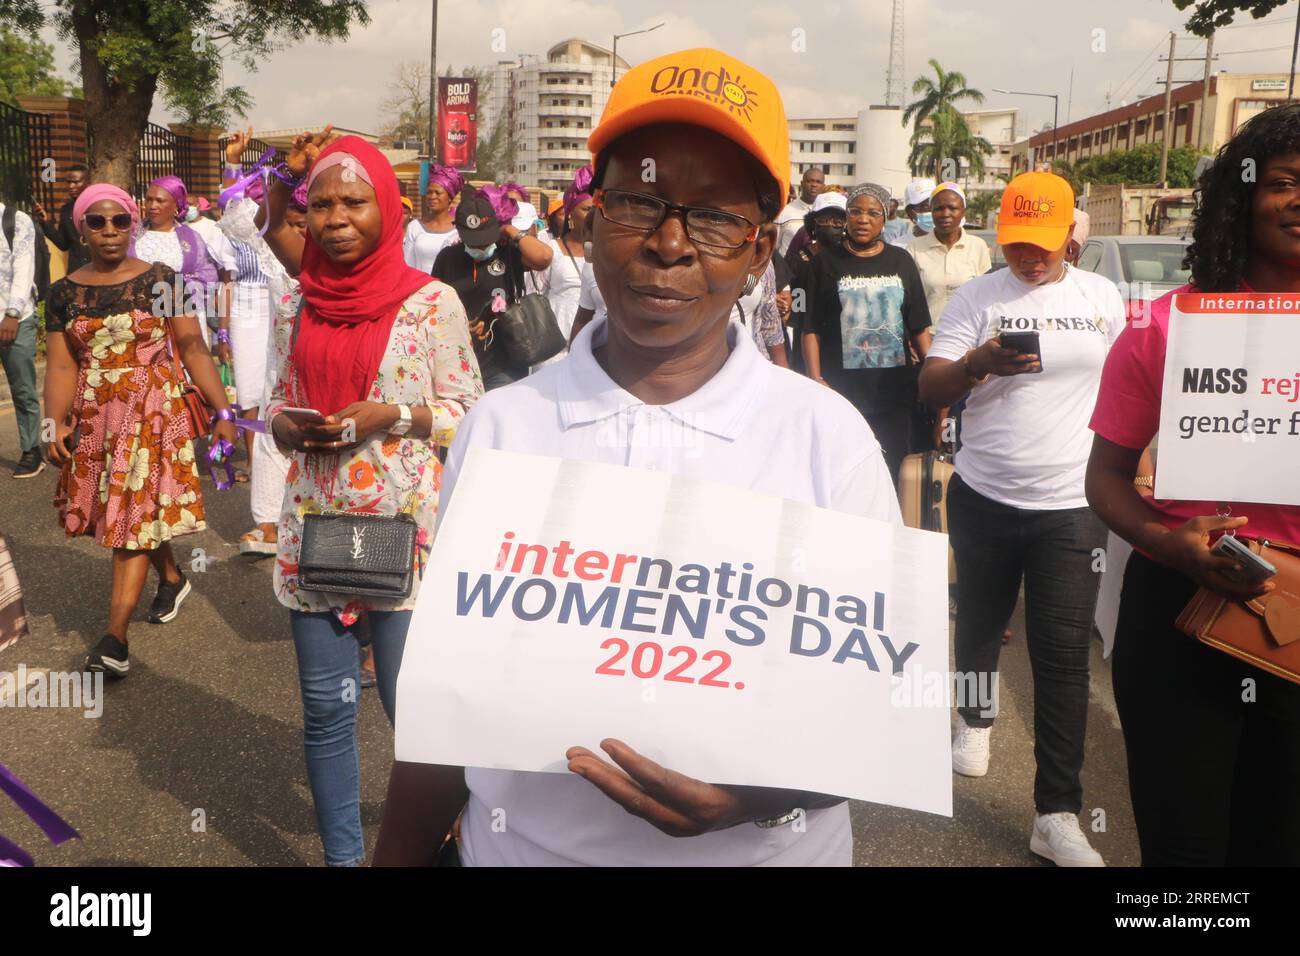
top-left (948, 474), bottom-right (1107, 814)
top-left (1112, 552), bottom-right (1300, 865)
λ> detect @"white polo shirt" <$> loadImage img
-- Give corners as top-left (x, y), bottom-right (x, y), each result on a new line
top-left (437, 315), bottom-right (900, 867)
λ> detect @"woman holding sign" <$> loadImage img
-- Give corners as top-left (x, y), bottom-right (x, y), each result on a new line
top-left (1086, 103), bottom-right (1300, 866)
top-left (375, 48), bottom-right (903, 867)
top-left (259, 131), bottom-right (482, 866)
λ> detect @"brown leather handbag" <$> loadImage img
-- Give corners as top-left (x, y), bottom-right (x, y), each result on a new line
top-left (1175, 538), bottom-right (1300, 684)
top-left (163, 318), bottom-right (213, 439)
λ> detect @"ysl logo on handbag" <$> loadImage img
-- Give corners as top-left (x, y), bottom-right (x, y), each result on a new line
top-left (351, 525), bottom-right (366, 560)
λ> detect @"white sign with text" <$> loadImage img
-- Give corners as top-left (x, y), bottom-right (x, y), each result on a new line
top-left (1156, 293), bottom-right (1300, 506)
top-left (396, 447), bottom-right (953, 817)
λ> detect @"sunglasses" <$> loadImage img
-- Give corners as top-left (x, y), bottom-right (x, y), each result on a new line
top-left (83, 213), bottom-right (133, 231)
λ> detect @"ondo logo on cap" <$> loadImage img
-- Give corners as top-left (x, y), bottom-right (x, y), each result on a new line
top-left (648, 63), bottom-right (759, 123)
top-left (1011, 194), bottom-right (1057, 220)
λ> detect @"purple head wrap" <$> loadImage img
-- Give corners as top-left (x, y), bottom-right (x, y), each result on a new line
top-left (149, 175), bottom-right (189, 221)
top-left (563, 165), bottom-right (594, 215)
top-left (480, 181), bottom-right (528, 224)
top-left (426, 164), bottom-right (465, 200)
top-left (291, 180), bottom-right (309, 212)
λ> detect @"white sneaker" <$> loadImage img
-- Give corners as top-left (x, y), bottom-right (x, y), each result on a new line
top-left (951, 717), bottom-right (990, 777)
top-left (1030, 812), bottom-right (1106, 867)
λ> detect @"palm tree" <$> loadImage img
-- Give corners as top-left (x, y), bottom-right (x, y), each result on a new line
top-left (907, 107), bottom-right (993, 179)
top-left (903, 59), bottom-right (985, 130)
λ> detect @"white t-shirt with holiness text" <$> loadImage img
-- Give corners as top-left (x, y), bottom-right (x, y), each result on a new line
top-left (928, 264), bottom-right (1125, 510)
top-left (436, 316), bottom-right (901, 866)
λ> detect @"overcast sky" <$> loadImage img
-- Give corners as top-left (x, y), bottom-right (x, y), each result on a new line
top-left (41, 0), bottom-right (1300, 139)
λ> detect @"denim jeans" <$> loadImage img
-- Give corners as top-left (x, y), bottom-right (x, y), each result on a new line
top-left (947, 474), bottom-right (1106, 814)
top-left (290, 609), bottom-right (409, 866)
top-left (0, 318), bottom-right (40, 453)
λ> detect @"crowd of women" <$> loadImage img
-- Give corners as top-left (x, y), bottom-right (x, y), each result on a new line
top-left (19, 42), bottom-right (1299, 868)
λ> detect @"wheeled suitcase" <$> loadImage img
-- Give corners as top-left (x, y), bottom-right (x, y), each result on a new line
top-left (898, 451), bottom-right (956, 584)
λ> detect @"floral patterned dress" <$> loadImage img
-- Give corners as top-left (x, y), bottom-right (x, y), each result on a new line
top-left (267, 279), bottom-right (482, 624)
top-left (46, 264), bottom-right (207, 550)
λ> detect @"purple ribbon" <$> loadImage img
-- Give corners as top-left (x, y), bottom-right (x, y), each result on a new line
top-left (0, 762), bottom-right (79, 866)
top-left (206, 407), bottom-right (267, 490)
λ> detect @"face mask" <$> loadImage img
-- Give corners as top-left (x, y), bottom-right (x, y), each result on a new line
top-left (916, 212), bottom-right (935, 231)
top-left (185, 207), bottom-right (199, 223)
top-left (814, 223), bottom-right (844, 245)
top-left (466, 244), bottom-right (497, 261)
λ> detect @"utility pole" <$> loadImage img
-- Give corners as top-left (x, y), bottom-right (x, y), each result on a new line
top-left (426, 0), bottom-right (439, 163)
top-left (1197, 31), bottom-right (1214, 149)
top-left (1159, 32), bottom-right (1176, 187)
top-left (1290, 3), bottom-right (1300, 101)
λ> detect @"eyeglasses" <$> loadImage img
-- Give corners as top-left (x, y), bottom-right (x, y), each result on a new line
top-left (594, 189), bottom-right (759, 249)
top-left (847, 207), bottom-right (885, 221)
top-left (83, 213), bottom-right (133, 231)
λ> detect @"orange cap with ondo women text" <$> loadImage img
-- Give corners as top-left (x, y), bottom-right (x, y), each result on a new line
top-left (996, 171), bottom-right (1076, 251)
top-left (587, 48), bottom-right (790, 197)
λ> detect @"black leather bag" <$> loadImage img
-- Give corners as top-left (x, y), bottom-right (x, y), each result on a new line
top-left (488, 240), bottom-right (566, 367)
top-left (298, 510), bottom-right (419, 599)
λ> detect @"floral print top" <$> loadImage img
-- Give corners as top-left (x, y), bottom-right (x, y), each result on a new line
top-left (268, 279), bottom-right (482, 623)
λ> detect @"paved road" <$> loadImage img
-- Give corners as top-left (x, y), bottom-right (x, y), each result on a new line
top-left (0, 406), bottom-right (1139, 866)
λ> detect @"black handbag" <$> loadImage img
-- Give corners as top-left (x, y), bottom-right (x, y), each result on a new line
top-left (487, 239), bottom-right (566, 367)
top-left (298, 510), bottom-right (420, 599)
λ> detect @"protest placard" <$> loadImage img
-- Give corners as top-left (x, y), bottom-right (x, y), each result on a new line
top-left (1155, 293), bottom-right (1300, 506)
top-left (396, 447), bottom-right (953, 817)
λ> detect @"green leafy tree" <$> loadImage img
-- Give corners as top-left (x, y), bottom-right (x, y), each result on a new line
top-left (1063, 144), bottom-right (1208, 187)
top-left (0, 27), bottom-right (79, 105)
top-left (0, 1), bottom-right (369, 189)
top-left (904, 59), bottom-right (989, 179)
top-left (1172, 0), bottom-right (1291, 36)
top-left (908, 108), bottom-right (993, 179)
top-left (903, 59), bottom-right (985, 131)
top-left (966, 188), bottom-right (1003, 228)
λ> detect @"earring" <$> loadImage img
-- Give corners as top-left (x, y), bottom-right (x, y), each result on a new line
top-left (741, 273), bottom-right (759, 297)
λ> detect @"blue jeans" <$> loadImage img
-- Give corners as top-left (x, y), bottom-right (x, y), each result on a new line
top-left (290, 609), bottom-right (409, 866)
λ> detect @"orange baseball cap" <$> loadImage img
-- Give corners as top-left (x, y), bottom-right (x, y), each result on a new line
top-left (996, 172), bottom-right (1076, 250)
top-left (588, 47), bottom-right (789, 197)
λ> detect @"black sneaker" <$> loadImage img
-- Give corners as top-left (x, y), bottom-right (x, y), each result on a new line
top-left (85, 634), bottom-right (129, 677)
top-left (13, 449), bottom-right (45, 479)
top-left (147, 574), bottom-right (191, 624)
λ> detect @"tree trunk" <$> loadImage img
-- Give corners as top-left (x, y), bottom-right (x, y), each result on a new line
top-left (73, 1), bottom-right (157, 191)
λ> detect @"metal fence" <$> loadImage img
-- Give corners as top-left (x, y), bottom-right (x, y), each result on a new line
top-left (0, 101), bottom-right (54, 212)
top-left (133, 122), bottom-right (193, 206)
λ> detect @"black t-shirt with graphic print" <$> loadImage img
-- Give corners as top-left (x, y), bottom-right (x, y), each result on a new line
top-left (806, 242), bottom-right (931, 412)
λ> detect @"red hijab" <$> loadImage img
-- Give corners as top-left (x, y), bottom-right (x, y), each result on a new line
top-left (293, 136), bottom-right (431, 415)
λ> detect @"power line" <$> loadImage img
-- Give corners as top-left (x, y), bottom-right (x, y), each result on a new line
top-left (1216, 44), bottom-right (1294, 55)
top-left (1219, 13), bottom-right (1297, 30)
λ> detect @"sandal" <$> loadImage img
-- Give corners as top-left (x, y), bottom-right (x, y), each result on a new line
top-left (238, 525), bottom-right (278, 555)
top-left (233, 468), bottom-right (250, 483)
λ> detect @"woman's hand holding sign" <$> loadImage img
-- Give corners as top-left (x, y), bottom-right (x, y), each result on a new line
top-left (566, 738), bottom-right (839, 837)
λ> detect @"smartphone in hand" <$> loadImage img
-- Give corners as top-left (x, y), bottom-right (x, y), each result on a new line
top-left (1212, 534), bottom-right (1277, 584)
top-left (998, 331), bottom-right (1043, 372)
top-left (278, 407), bottom-right (327, 429)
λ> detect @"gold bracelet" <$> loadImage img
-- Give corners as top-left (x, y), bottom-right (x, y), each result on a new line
top-left (1133, 476), bottom-right (1154, 488)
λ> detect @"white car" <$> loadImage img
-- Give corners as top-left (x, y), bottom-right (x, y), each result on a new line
top-left (1074, 235), bottom-right (1191, 320)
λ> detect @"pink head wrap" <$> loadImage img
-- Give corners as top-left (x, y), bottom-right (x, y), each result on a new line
top-left (426, 164), bottom-right (464, 199)
top-left (150, 175), bottom-right (189, 220)
top-left (72, 184), bottom-right (140, 234)
top-left (306, 151), bottom-right (374, 193)
top-left (563, 165), bottom-right (594, 215)
top-left (479, 181), bottom-right (527, 224)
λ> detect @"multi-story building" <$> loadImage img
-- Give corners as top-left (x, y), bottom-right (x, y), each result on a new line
top-left (787, 106), bottom-right (1017, 200)
top-left (490, 38), bottom-right (629, 192)
top-left (1010, 72), bottom-right (1297, 174)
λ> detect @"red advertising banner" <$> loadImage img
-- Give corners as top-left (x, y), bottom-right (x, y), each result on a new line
top-left (437, 77), bottom-right (478, 172)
